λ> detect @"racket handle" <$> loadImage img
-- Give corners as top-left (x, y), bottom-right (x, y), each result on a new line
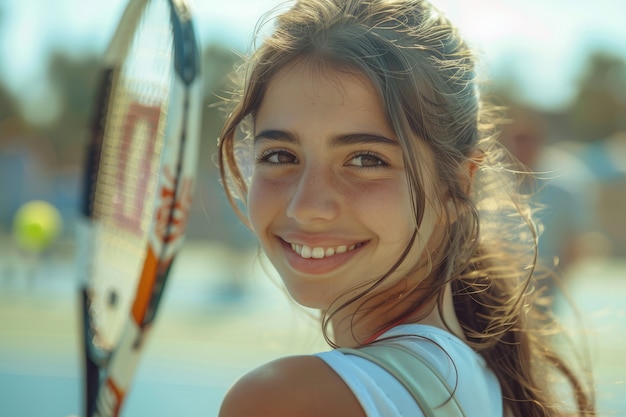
top-left (82, 287), bottom-right (101, 417)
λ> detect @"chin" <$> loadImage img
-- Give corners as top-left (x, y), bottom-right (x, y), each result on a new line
top-left (286, 290), bottom-right (327, 310)
top-left (280, 281), bottom-right (334, 311)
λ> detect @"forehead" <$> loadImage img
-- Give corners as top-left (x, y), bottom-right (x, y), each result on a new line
top-left (255, 60), bottom-right (392, 131)
top-left (271, 58), bottom-right (383, 102)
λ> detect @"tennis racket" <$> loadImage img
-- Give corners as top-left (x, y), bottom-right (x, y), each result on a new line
top-left (78, 0), bottom-right (202, 416)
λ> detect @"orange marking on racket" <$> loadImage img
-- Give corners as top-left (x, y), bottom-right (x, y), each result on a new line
top-left (155, 171), bottom-right (194, 244)
top-left (131, 246), bottom-right (158, 324)
top-left (106, 377), bottom-right (125, 417)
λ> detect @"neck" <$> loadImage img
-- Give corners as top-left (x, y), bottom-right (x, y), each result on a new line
top-left (329, 282), bottom-right (465, 347)
top-left (415, 283), bottom-right (465, 340)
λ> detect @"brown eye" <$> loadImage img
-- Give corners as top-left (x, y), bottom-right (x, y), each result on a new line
top-left (259, 150), bottom-right (299, 165)
top-left (348, 152), bottom-right (386, 168)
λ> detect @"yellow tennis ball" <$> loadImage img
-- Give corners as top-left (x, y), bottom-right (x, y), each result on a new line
top-left (13, 200), bottom-right (63, 253)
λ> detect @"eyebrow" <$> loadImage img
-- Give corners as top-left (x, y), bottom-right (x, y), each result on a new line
top-left (254, 129), bottom-right (399, 147)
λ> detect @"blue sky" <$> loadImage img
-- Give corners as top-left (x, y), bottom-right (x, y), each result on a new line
top-left (1, 0), bottom-right (625, 123)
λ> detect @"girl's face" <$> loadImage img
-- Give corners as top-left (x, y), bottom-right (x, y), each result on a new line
top-left (248, 61), bottom-right (443, 310)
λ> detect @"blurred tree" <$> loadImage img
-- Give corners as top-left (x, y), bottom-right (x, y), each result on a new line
top-left (186, 42), bottom-right (252, 243)
top-left (567, 52), bottom-right (626, 142)
top-left (44, 50), bottom-right (100, 167)
top-left (0, 73), bottom-right (37, 153)
top-left (0, 0), bottom-right (18, 126)
top-left (201, 43), bottom-right (241, 156)
top-left (0, 81), bottom-right (18, 124)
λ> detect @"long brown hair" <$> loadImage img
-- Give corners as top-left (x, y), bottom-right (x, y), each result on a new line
top-left (217, 1), bottom-right (595, 416)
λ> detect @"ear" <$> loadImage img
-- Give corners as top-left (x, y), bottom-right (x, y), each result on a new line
top-left (439, 199), bottom-right (457, 225)
top-left (461, 150), bottom-right (484, 196)
top-left (440, 150), bottom-right (484, 225)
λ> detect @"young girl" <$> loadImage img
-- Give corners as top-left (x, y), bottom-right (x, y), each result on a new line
top-left (217, 0), bottom-right (595, 416)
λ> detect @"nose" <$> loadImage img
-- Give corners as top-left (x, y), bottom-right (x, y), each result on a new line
top-left (286, 163), bottom-right (340, 224)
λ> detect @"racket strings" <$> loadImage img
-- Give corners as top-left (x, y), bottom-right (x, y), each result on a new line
top-left (88, 0), bottom-right (175, 351)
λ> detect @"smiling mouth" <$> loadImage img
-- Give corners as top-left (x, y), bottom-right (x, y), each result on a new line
top-left (289, 242), bottom-right (366, 259)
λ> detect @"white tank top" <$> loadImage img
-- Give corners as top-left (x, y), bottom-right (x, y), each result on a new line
top-left (315, 324), bottom-right (503, 417)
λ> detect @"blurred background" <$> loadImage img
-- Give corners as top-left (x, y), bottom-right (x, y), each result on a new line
top-left (0, 0), bottom-right (625, 416)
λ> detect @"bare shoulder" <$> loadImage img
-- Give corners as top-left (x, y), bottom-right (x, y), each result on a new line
top-left (218, 355), bottom-right (365, 417)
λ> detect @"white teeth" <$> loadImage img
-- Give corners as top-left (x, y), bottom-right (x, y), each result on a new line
top-left (301, 245), bottom-right (312, 258)
top-left (290, 243), bottom-right (360, 259)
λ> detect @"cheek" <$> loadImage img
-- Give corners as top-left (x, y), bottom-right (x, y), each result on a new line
top-left (246, 177), bottom-right (278, 235)
top-left (348, 179), bottom-right (417, 240)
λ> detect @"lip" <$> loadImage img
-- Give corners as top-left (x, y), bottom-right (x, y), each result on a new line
top-left (278, 237), bottom-right (368, 275)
